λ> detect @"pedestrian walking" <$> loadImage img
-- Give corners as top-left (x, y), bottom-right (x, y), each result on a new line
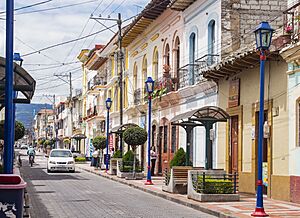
top-left (92, 149), bottom-right (100, 169)
top-left (150, 147), bottom-right (157, 176)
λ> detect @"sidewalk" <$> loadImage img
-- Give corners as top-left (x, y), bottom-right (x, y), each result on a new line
top-left (76, 162), bottom-right (300, 218)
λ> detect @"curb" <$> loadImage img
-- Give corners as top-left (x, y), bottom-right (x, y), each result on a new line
top-left (77, 165), bottom-right (237, 218)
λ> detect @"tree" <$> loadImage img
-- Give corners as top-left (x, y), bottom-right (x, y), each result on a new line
top-left (0, 120), bottom-right (25, 141)
top-left (123, 127), bottom-right (147, 177)
top-left (92, 136), bottom-right (106, 167)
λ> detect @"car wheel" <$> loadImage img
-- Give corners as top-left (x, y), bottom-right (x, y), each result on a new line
top-left (70, 170), bottom-right (75, 173)
top-left (47, 168), bottom-right (51, 173)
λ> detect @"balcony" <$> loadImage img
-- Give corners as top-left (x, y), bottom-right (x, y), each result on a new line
top-left (134, 88), bottom-right (142, 105)
top-left (88, 75), bottom-right (107, 90)
top-left (282, 4), bottom-right (300, 45)
top-left (178, 54), bottom-right (219, 89)
top-left (86, 106), bottom-right (98, 119)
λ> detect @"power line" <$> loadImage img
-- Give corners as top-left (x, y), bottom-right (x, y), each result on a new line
top-left (26, 62), bottom-right (80, 71)
top-left (0, 0), bottom-right (53, 14)
top-left (13, 0), bottom-right (98, 16)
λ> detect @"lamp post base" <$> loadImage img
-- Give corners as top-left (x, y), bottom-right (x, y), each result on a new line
top-left (144, 180), bottom-right (153, 185)
top-left (251, 208), bottom-right (269, 217)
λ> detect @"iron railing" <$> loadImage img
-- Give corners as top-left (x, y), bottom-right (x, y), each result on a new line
top-left (134, 88), bottom-right (142, 105)
top-left (192, 172), bottom-right (238, 194)
top-left (118, 161), bottom-right (143, 173)
top-left (164, 168), bottom-right (170, 186)
top-left (178, 54), bottom-right (219, 89)
top-left (88, 75), bottom-right (107, 90)
top-left (283, 3), bottom-right (300, 43)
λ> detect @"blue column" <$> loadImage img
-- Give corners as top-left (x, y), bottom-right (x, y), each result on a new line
top-left (3, 0), bottom-right (15, 174)
top-left (145, 95), bottom-right (153, 185)
top-left (252, 50), bottom-right (268, 217)
top-left (105, 109), bottom-right (110, 172)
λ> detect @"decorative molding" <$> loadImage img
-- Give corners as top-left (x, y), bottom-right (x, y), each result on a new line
top-left (131, 50), bottom-right (139, 57)
top-left (141, 43), bottom-right (148, 50)
top-left (151, 33), bottom-right (159, 42)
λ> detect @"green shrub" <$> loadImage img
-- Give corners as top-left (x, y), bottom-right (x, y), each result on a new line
top-left (122, 150), bottom-right (135, 162)
top-left (121, 165), bottom-right (143, 173)
top-left (170, 148), bottom-right (186, 167)
top-left (75, 157), bottom-right (86, 162)
top-left (0, 120), bottom-right (25, 141)
top-left (196, 176), bottom-right (234, 194)
top-left (112, 150), bottom-right (122, 158)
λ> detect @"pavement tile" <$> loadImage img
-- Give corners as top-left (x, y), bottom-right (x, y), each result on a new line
top-left (76, 162), bottom-right (300, 218)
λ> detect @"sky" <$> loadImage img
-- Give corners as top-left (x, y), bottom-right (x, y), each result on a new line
top-left (0, 0), bottom-right (149, 104)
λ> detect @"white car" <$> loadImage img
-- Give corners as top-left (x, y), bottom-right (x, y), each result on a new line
top-left (47, 149), bottom-right (75, 173)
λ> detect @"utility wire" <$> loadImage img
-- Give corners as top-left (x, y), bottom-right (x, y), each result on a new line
top-left (0, 0), bottom-right (52, 14)
top-left (13, 0), bottom-right (98, 16)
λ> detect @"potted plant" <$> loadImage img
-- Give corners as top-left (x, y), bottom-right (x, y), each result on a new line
top-left (92, 136), bottom-right (106, 168)
top-left (0, 120), bottom-right (25, 141)
top-left (123, 126), bottom-right (147, 179)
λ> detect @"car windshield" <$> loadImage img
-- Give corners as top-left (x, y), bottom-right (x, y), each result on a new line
top-left (50, 150), bottom-right (72, 157)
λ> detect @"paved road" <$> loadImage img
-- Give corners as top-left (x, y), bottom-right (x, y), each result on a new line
top-left (19, 152), bottom-right (214, 218)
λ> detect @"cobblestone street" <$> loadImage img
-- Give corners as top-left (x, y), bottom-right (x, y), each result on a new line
top-left (20, 153), bottom-right (214, 218)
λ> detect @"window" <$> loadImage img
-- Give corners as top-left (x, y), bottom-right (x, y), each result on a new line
top-left (164, 43), bottom-right (170, 66)
top-left (208, 20), bottom-right (216, 66)
top-left (142, 55), bottom-right (148, 100)
top-left (173, 37), bottom-right (180, 90)
top-left (163, 125), bottom-right (168, 153)
top-left (153, 47), bottom-right (159, 80)
top-left (171, 126), bottom-right (176, 153)
top-left (189, 33), bottom-right (196, 85)
top-left (133, 63), bottom-right (138, 90)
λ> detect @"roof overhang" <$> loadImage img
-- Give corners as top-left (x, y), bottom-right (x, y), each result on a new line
top-left (122, 0), bottom-right (171, 47)
top-left (169, 0), bottom-right (196, 11)
top-left (203, 50), bottom-right (282, 81)
top-left (85, 52), bottom-right (108, 70)
top-left (0, 56), bottom-right (36, 108)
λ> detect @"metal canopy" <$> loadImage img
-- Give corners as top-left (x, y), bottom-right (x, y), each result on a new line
top-left (110, 123), bottom-right (139, 134)
top-left (71, 133), bottom-right (87, 140)
top-left (0, 56), bottom-right (36, 107)
top-left (171, 106), bottom-right (229, 125)
top-left (170, 106), bottom-right (229, 170)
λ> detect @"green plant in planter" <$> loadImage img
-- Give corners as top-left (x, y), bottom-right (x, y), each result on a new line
top-left (170, 148), bottom-right (187, 168)
top-left (112, 150), bottom-right (122, 158)
top-left (92, 136), bottom-right (106, 166)
top-left (123, 126), bottom-right (147, 177)
top-left (196, 176), bottom-right (234, 194)
top-left (0, 120), bottom-right (25, 141)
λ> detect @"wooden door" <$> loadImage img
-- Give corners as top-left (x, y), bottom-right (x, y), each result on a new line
top-left (161, 125), bottom-right (169, 171)
top-left (230, 116), bottom-right (239, 173)
top-left (157, 126), bottom-right (163, 174)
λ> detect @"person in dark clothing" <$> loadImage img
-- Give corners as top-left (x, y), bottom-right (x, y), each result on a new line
top-left (150, 147), bottom-right (157, 176)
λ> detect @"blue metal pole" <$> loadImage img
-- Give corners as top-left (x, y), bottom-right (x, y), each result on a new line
top-left (105, 109), bottom-right (110, 172)
top-left (252, 50), bottom-right (268, 217)
top-left (3, 0), bottom-right (15, 174)
top-left (145, 95), bottom-right (153, 185)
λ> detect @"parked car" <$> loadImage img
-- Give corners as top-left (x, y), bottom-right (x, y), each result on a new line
top-left (47, 149), bottom-right (75, 173)
top-left (20, 144), bottom-right (28, 149)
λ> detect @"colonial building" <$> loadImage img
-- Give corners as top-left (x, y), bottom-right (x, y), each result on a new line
top-left (33, 109), bottom-right (55, 144)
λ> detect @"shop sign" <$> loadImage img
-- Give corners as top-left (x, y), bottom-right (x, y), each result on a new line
top-left (228, 78), bottom-right (240, 108)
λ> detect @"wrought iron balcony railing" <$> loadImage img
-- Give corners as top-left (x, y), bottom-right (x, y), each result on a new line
top-left (178, 54), bottom-right (219, 89)
top-left (134, 88), bottom-right (142, 105)
top-left (88, 75), bottom-right (107, 90)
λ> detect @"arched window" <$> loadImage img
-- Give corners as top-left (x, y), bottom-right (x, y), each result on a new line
top-left (189, 33), bottom-right (196, 85)
top-left (173, 37), bottom-right (180, 90)
top-left (164, 43), bottom-right (170, 66)
top-left (133, 63), bottom-right (138, 90)
top-left (208, 20), bottom-right (216, 66)
top-left (153, 47), bottom-right (159, 80)
top-left (142, 56), bottom-right (148, 100)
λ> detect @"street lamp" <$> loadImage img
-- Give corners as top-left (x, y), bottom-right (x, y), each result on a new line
top-left (105, 97), bottom-right (112, 172)
top-left (252, 21), bottom-right (273, 217)
top-left (145, 76), bottom-right (155, 185)
top-left (13, 53), bottom-right (23, 66)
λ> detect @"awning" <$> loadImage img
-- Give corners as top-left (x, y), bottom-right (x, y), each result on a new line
top-left (0, 56), bottom-right (36, 108)
top-left (110, 123), bottom-right (139, 134)
top-left (71, 133), bottom-right (86, 140)
top-left (171, 106), bottom-right (229, 125)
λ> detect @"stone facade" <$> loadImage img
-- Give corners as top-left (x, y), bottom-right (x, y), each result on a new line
top-left (221, 0), bottom-right (287, 57)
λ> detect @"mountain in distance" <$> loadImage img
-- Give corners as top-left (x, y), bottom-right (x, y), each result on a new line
top-left (15, 103), bottom-right (52, 129)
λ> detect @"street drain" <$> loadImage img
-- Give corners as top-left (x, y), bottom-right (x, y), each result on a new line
top-left (35, 191), bottom-right (55, 194)
top-left (69, 199), bottom-right (90, 202)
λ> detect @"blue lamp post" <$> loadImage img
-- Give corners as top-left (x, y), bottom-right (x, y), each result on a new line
top-left (252, 21), bottom-right (273, 217)
top-left (145, 76), bottom-right (155, 185)
top-left (105, 97), bottom-right (112, 173)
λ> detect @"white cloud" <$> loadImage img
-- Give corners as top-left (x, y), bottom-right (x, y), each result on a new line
top-left (0, 0), bottom-right (149, 103)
